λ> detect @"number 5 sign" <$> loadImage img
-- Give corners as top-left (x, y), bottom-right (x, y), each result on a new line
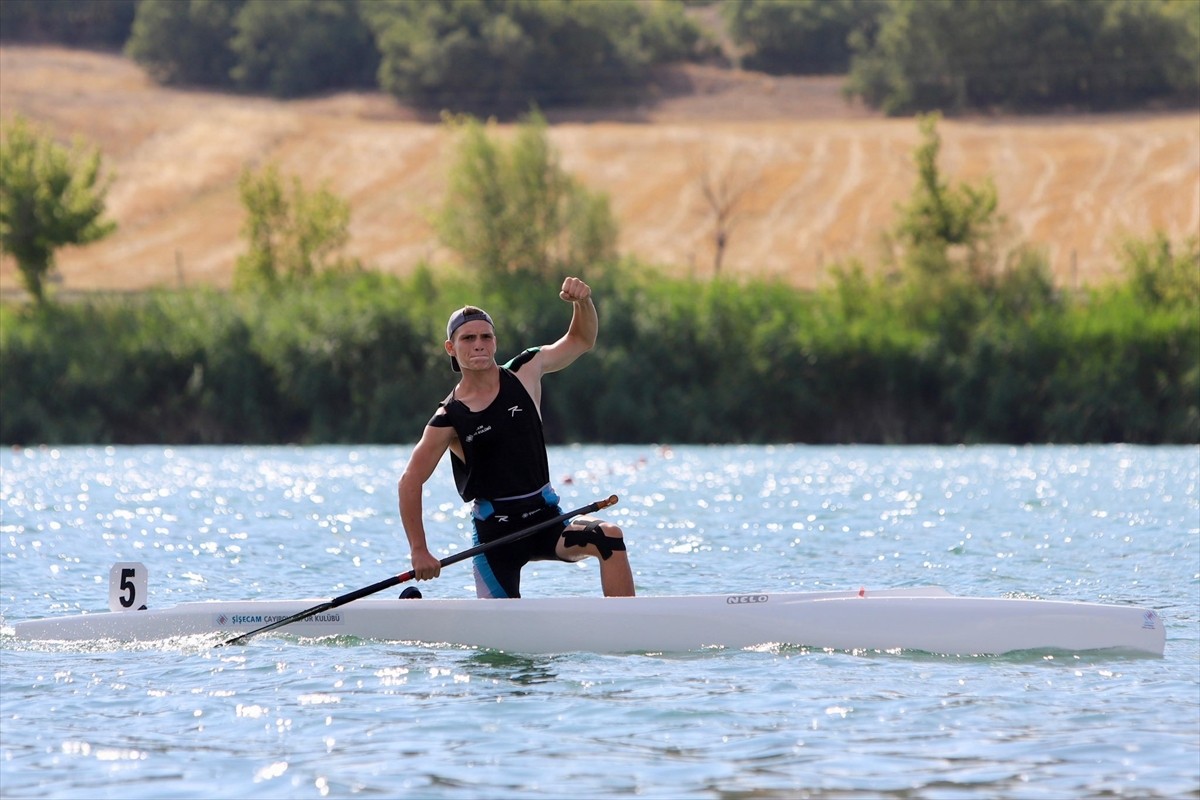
top-left (108, 562), bottom-right (148, 612)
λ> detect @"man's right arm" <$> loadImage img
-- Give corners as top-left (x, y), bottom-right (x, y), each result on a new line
top-left (398, 422), bottom-right (456, 580)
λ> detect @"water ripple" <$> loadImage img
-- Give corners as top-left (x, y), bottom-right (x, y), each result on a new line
top-left (1, 444), bottom-right (1196, 799)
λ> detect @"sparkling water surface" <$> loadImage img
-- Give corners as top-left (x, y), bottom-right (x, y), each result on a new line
top-left (1, 444), bottom-right (1197, 799)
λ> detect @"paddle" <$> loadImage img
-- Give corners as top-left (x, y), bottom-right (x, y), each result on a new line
top-left (217, 494), bottom-right (618, 647)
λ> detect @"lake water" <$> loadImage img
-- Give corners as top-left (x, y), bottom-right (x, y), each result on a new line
top-left (1, 444), bottom-right (1197, 799)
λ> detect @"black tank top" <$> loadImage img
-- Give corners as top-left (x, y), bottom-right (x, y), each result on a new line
top-left (428, 350), bottom-right (549, 502)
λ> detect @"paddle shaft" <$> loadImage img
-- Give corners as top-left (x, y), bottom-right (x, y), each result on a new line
top-left (218, 494), bottom-right (618, 646)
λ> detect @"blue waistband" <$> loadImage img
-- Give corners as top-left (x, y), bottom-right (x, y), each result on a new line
top-left (472, 484), bottom-right (559, 520)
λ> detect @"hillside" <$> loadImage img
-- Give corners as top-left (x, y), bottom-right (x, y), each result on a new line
top-left (1, 46), bottom-right (1196, 294)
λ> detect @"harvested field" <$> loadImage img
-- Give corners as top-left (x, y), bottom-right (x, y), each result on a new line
top-left (1, 46), bottom-right (1196, 294)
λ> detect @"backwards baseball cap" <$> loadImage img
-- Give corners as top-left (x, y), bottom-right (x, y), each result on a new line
top-left (445, 306), bottom-right (494, 372)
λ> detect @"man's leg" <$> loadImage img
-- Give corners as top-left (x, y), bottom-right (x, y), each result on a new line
top-left (559, 518), bottom-right (635, 597)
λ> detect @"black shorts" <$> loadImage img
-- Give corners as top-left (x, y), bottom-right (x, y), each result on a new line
top-left (471, 501), bottom-right (569, 598)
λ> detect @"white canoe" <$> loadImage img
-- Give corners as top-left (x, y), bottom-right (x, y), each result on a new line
top-left (11, 586), bottom-right (1165, 656)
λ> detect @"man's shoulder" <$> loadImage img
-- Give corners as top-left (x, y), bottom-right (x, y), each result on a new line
top-left (503, 347), bottom-right (542, 372)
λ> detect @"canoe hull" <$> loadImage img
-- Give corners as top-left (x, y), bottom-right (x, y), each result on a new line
top-left (10, 587), bottom-right (1166, 656)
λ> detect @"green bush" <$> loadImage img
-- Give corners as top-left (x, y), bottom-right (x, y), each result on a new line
top-left (1, 246), bottom-right (1195, 446)
top-left (1041, 296), bottom-right (1198, 443)
top-left (1119, 232), bottom-right (1200, 310)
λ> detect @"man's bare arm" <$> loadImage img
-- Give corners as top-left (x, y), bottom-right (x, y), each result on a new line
top-left (398, 422), bottom-right (456, 580)
top-left (536, 276), bottom-right (597, 375)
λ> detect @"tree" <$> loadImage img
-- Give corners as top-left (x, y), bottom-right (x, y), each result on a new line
top-left (434, 110), bottom-right (617, 285)
top-left (0, 116), bottom-right (116, 305)
top-left (230, 0), bottom-right (378, 98)
top-left (846, 0), bottom-right (1200, 115)
top-left (892, 113), bottom-right (999, 281)
top-left (368, 0), bottom-right (700, 116)
top-left (234, 163), bottom-right (353, 291)
top-left (880, 114), bottom-right (1059, 343)
top-left (125, 0), bottom-right (242, 89)
top-left (695, 148), bottom-right (761, 276)
top-left (1119, 232), bottom-right (1200, 310)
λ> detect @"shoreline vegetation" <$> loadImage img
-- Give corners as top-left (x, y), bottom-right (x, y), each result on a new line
top-left (2, 0), bottom-right (1197, 446)
top-left (2, 229), bottom-right (1195, 445)
top-left (2, 101), bottom-right (1195, 448)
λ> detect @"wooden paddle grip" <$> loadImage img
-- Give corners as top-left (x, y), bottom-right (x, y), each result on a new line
top-left (596, 494), bottom-right (618, 510)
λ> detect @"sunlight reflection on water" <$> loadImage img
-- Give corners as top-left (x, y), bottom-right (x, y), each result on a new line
top-left (1, 444), bottom-right (1196, 799)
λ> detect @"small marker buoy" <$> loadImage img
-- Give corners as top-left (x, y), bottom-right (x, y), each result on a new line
top-left (858, 587), bottom-right (866, 598)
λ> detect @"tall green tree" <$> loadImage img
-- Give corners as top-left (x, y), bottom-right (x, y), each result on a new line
top-left (892, 113), bottom-right (999, 281)
top-left (434, 111), bottom-right (617, 287)
top-left (0, 116), bottom-right (116, 305)
top-left (844, 114), bottom-right (1056, 349)
top-left (234, 163), bottom-right (353, 291)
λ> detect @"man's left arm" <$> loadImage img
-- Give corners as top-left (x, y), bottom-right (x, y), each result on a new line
top-left (537, 276), bottom-right (597, 375)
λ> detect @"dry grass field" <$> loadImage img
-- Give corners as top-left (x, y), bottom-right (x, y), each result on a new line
top-left (1, 46), bottom-right (1197, 294)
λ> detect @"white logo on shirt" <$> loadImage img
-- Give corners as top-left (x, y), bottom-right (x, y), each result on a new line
top-left (508, 405), bottom-right (522, 417)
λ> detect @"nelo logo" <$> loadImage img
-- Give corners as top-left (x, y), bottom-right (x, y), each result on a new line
top-left (726, 594), bottom-right (768, 605)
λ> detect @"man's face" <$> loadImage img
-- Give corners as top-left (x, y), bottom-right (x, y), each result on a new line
top-left (448, 321), bottom-right (496, 371)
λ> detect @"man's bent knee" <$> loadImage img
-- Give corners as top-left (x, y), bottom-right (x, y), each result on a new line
top-left (562, 519), bottom-right (626, 560)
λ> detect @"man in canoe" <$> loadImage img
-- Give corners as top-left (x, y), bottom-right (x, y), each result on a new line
top-left (398, 276), bottom-right (636, 599)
